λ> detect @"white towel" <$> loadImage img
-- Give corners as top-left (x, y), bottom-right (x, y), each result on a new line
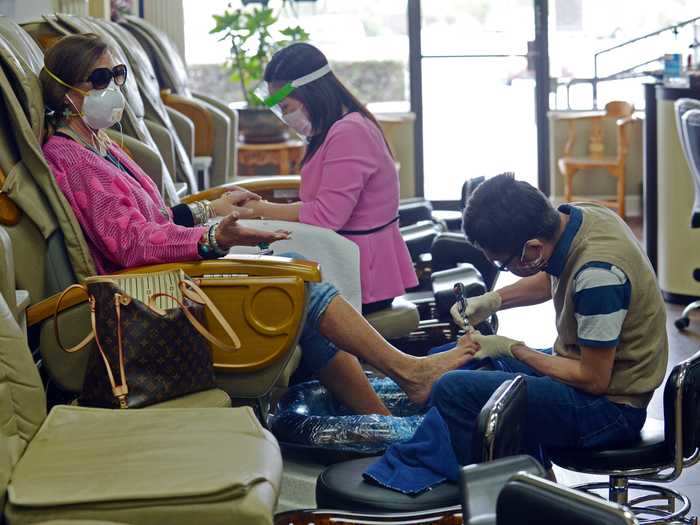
top-left (226, 219), bottom-right (362, 311)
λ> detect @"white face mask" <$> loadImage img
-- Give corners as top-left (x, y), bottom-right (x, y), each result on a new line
top-left (78, 81), bottom-right (125, 130)
top-left (282, 108), bottom-right (313, 138)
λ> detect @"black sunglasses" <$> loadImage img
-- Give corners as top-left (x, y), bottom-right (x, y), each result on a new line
top-left (85, 64), bottom-right (128, 89)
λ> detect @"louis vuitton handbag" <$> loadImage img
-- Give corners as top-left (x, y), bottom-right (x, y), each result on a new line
top-left (54, 269), bottom-right (240, 409)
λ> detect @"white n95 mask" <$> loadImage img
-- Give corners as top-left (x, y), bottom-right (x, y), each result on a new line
top-left (80, 82), bottom-right (125, 130)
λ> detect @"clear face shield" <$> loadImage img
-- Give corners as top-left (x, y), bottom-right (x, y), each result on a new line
top-left (253, 64), bottom-right (332, 129)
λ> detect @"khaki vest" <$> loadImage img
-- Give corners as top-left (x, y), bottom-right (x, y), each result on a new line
top-left (552, 203), bottom-right (668, 407)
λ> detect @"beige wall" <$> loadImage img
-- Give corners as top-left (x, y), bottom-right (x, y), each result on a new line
top-left (9, 0), bottom-right (56, 21)
top-left (548, 111), bottom-right (644, 216)
top-left (375, 113), bottom-right (416, 199)
top-left (142, 0), bottom-right (186, 59)
top-left (87, 0), bottom-right (108, 18)
top-left (656, 98), bottom-right (700, 297)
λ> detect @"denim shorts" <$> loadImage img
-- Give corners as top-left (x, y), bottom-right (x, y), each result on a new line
top-left (279, 252), bottom-right (341, 382)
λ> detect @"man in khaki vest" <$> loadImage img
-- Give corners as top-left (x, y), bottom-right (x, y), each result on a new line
top-left (432, 173), bottom-right (668, 468)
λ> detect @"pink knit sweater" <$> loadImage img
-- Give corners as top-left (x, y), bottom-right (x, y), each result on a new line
top-left (43, 135), bottom-right (206, 274)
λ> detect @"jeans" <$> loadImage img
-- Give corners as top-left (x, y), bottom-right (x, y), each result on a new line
top-left (428, 343), bottom-right (647, 467)
top-left (279, 252), bottom-right (341, 382)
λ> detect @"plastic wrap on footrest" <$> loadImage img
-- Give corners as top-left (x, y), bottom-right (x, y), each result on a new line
top-left (269, 376), bottom-right (425, 454)
top-left (432, 265), bottom-right (486, 320)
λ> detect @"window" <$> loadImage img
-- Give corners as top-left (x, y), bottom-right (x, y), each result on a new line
top-left (183, 0), bottom-right (409, 108)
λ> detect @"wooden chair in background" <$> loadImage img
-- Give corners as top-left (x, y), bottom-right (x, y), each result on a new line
top-left (557, 101), bottom-right (636, 217)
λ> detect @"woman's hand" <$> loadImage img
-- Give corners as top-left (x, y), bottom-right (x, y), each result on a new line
top-left (214, 212), bottom-right (290, 249)
top-left (210, 188), bottom-right (261, 217)
top-left (243, 199), bottom-right (268, 219)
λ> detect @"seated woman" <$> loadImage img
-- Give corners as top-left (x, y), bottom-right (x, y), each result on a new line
top-left (246, 43), bottom-right (418, 315)
top-left (39, 34), bottom-right (470, 415)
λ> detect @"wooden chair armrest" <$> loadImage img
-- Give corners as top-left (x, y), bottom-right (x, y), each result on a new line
top-left (553, 111), bottom-right (606, 121)
top-left (183, 175), bottom-right (301, 204)
top-left (27, 255), bottom-right (320, 327)
top-left (615, 116), bottom-right (637, 159)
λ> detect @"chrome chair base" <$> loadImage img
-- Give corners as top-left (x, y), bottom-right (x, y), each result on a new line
top-left (575, 480), bottom-right (697, 525)
top-left (675, 301), bottom-right (700, 331)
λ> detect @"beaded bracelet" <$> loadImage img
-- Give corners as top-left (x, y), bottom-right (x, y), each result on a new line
top-left (207, 223), bottom-right (228, 256)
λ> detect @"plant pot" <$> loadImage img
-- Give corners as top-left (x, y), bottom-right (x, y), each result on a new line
top-left (236, 106), bottom-right (290, 144)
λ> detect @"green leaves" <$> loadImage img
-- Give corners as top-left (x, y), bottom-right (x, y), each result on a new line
top-left (210, 2), bottom-right (309, 106)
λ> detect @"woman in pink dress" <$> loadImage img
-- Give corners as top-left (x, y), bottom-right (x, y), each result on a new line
top-left (248, 43), bottom-right (418, 315)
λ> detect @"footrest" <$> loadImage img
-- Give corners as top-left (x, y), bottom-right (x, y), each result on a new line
top-left (365, 297), bottom-right (420, 340)
top-left (398, 198), bottom-right (433, 226)
top-left (400, 220), bottom-right (442, 261)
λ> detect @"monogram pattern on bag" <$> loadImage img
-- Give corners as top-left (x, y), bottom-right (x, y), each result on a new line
top-left (78, 279), bottom-right (216, 409)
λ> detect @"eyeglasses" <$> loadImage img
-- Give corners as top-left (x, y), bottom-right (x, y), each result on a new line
top-left (85, 64), bottom-right (128, 89)
top-left (493, 242), bottom-right (529, 272)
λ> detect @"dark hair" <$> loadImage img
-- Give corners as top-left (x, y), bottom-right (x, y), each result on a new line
top-left (39, 33), bottom-right (108, 131)
top-left (264, 42), bottom-right (392, 164)
top-left (463, 173), bottom-right (561, 254)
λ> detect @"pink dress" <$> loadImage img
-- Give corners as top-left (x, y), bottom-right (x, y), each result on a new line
top-left (299, 112), bottom-right (418, 304)
top-left (43, 135), bottom-right (206, 274)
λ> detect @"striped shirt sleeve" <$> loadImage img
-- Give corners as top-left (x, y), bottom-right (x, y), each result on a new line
top-left (573, 262), bottom-right (631, 348)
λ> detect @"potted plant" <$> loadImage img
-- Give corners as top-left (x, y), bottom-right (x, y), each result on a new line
top-left (210, 1), bottom-right (309, 143)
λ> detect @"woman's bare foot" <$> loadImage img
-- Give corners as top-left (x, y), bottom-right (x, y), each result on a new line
top-left (396, 341), bottom-right (478, 405)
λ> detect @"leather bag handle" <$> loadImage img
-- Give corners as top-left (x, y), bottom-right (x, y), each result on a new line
top-left (179, 279), bottom-right (241, 349)
top-left (147, 280), bottom-right (240, 351)
top-left (55, 285), bottom-right (128, 407)
top-left (94, 293), bottom-right (129, 408)
top-left (54, 283), bottom-right (95, 353)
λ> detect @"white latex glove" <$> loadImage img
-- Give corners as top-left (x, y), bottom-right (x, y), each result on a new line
top-left (470, 332), bottom-right (524, 360)
top-left (450, 290), bottom-right (502, 328)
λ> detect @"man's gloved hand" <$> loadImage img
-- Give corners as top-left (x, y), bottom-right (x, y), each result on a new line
top-left (470, 332), bottom-right (524, 360)
top-left (450, 290), bottom-right (502, 328)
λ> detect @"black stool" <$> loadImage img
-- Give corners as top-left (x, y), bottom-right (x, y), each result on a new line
top-left (275, 455), bottom-right (542, 525)
top-left (550, 350), bottom-right (700, 525)
top-left (315, 375), bottom-right (527, 512)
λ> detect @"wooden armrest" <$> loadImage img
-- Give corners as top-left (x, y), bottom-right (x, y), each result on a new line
top-left (183, 175), bottom-right (301, 204)
top-left (161, 89), bottom-right (214, 157)
top-left (27, 255), bottom-right (320, 327)
top-left (552, 111), bottom-right (606, 121)
top-left (0, 166), bottom-right (21, 226)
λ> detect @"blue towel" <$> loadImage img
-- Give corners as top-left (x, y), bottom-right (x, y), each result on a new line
top-left (363, 406), bottom-right (460, 495)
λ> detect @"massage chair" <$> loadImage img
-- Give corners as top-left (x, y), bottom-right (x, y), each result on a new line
top-left (119, 13), bottom-right (238, 187)
top-left (0, 14), bottom-right (325, 417)
top-left (0, 240), bottom-right (283, 524)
